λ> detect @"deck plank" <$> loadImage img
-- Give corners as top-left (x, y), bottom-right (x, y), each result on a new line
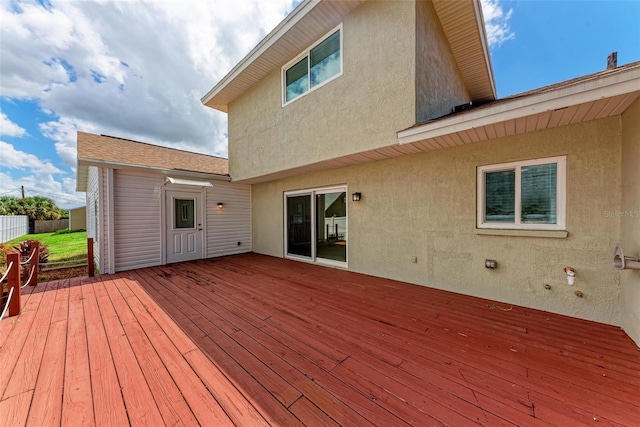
top-left (2, 253), bottom-right (639, 426)
top-left (0, 390), bottom-right (32, 427)
top-left (81, 277), bottom-right (129, 427)
top-left (105, 275), bottom-right (232, 427)
top-left (2, 280), bottom-right (59, 401)
top-left (93, 277), bottom-right (165, 427)
top-left (61, 281), bottom-right (94, 426)
top-left (25, 319), bottom-right (67, 427)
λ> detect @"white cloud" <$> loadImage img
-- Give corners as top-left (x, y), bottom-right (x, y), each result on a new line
top-left (0, 171), bottom-right (85, 208)
top-left (0, 0), bottom-right (295, 207)
top-left (481, 0), bottom-right (515, 48)
top-left (0, 140), bottom-right (62, 174)
top-left (0, 112), bottom-right (27, 137)
top-left (0, 0), bottom-right (293, 162)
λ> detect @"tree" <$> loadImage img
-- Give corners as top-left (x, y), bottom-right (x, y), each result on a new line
top-left (0, 196), bottom-right (65, 220)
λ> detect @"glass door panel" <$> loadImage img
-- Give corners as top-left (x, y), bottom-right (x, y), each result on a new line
top-left (286, 194), bottom-right (312, 258)
top-left (315, 191), bottom-right (347, 263)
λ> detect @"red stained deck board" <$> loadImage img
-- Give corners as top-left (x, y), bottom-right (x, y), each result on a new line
top-left (92, 277), bottom-right (165, 426)
top-left (81, 279), bottom-right (129, 427)
top-left (101, 277), bottom-right (201, 427)
top-left (133, 271), bottom-right (305, 427)
top-left (289, 396), bottom-right (342, 427)
top-left (2, 279), bottom-right (58, 401)
top-left (2, 253), bottom-right (639, 427)
top-left (208, 258), bottom-right (636, 408)
top-left (146, 279), bottom-right (304, 409)
top-left (183, 349), bottom-right (270, 427)
top-left (0, 390), bottom-right (32, 427)
top-left (61, 282), bottom-right (94, 426)
top-left (25, 319), bottom-right (67, 427)
top-left (0, 280), bottom-right (55, 399)
top-left (109, 277), bottom-right (234, 427)
top-left (195, 335), bottom-right (306, 426)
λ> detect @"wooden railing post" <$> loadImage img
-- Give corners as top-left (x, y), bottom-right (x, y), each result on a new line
top-left (88, 237), bottom-right (95, 277)
top-left (30, 241), bottom-right (39, 287)
top-left (7, 252), bottom-right (21, 317)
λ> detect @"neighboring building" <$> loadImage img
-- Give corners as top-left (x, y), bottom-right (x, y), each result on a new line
top-left (68, 206), bottom-right (87, 231)
top-left (202, 0), bottom-right (640, 345)
top-left (75, 132), bottom-right (251, 273)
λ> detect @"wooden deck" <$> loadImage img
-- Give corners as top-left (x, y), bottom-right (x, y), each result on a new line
top-left (1, 253), bottom-right (639, 426)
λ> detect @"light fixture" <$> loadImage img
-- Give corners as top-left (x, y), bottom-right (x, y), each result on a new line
top-left (217, 202), bottom-right (224, 209)
top-left (352, 192), bottom-right (361, 202)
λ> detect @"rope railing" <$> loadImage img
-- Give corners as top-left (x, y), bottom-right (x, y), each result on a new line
top-left (0, 286), bottom-right (14, 320)
top-left (22, 264), bottom-right (37, 288)
top-left (0, 261), bottom-right (14, 283)
top-left (1, 253), bottom-right (21, 319)
top-left (20, 248), bottom-right (38, 266)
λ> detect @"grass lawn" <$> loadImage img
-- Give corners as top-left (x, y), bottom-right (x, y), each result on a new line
top-left (5, 230), bottom-right (88, 263)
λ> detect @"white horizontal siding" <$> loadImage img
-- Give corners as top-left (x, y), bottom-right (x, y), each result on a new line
top-left (114, 171), bottom-right (162, 271)
top-left (86, 166), bottom-right (101, 271)
top-left (206, 183), bottom-right (252, 257)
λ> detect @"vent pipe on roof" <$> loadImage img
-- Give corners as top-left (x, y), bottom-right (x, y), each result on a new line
top-left (607, 52), bottom-right (618, 70)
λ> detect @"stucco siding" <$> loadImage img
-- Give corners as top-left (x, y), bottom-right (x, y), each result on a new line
top-left (252, 116), bottom-right (623, 326)
top-left (620, 96), bottom-right (640, 346)
top-left (205, 182), bottom-right (252, 257)
top-left (415, 0), bottom-right (470, 122)
top-left (228, 0), bottom-right (417, 182)
top-left (113, 170), bottom-right (162, 271)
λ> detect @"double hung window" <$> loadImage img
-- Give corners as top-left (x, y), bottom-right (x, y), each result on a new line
top-left (477, 156), bottom-right (566, 230)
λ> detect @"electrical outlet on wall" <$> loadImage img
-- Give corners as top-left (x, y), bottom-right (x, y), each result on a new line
top-left (485, 259), bottom-right (497, 269)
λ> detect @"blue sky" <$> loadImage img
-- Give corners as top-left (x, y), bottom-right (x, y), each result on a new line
top-left (0, 0), bottom-right (639, 208)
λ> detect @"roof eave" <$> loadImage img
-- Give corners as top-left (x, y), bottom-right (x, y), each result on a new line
top-left (398, 65), bottom-right (640, 144)
top-left (76, 157), bottom-right (232, 182)
top-left (201, 0), bottom-right (320, 110)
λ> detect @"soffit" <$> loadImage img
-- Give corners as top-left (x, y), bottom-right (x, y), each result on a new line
top-left (432, 0), bottom-right (496, 102)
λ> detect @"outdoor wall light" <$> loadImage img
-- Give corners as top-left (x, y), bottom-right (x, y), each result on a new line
top-left (217, 202), bottom-right (224, 209)
top-left (352, 192), bottom-right (362, 202)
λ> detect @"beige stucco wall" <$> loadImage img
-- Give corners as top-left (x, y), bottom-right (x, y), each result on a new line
top-left (252, 116), bottom-right (624, 326)
top-left (229, 1), bottom-right (469, 183)
top-left (69, 206), bottom-right (87, 230)
top-left (620, 97), bottom-right (640, 346)
top-left (415, 0), bottom-right (470, 122)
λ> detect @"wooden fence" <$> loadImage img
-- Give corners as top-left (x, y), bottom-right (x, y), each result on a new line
top-left (34, 219), bottom-right (69, 234)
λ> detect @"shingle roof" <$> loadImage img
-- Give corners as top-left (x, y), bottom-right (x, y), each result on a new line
top-left (77, 132), bottom-right (228, 176)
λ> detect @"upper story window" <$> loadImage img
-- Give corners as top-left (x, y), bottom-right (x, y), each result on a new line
top-left (282, 25), bottom-right (342, 105)
top-left (477, 156), bottom-right (566, 230)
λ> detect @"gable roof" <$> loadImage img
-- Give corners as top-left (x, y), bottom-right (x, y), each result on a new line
top-left (201, 0), bottom-right (495, 112)
top-left (76, 132), bottom-right (229, 191)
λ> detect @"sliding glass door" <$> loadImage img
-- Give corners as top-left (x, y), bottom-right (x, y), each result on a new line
top-left (286, 194), bottom-right (312, 258)
top-left (285, 187), bottom-right (347, 266)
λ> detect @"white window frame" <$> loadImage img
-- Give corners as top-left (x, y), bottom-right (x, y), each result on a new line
top-left (284, 185), bottom-right (348, 268)
top-left (477, 156), bottom-right (567, 230)
top-left (281, 24), bottom-right (343, 107)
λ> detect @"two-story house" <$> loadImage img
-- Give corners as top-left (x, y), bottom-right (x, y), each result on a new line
top-left (202, 0), bottom-right (640, 346)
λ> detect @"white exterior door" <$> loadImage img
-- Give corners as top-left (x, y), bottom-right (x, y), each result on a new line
top-left (166, 191), bottom-right (203, 263)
